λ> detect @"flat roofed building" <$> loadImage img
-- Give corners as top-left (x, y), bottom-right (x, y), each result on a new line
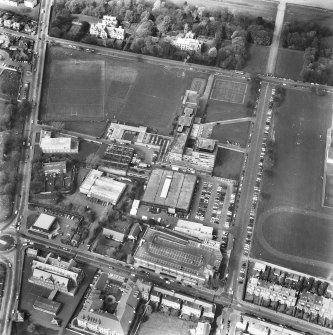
top-left (24, 0), bottom-right (37, 8)
top-left (43, 161), bottom-right (66, 175)
top-left (32, 213), bottom-right (56, 233)
top-left (33, 296), bottom-right (61, 316)
top-left (134, 228), bottom-right (222, 285)
top-left (142, 169), bottom-right (196, 213)
top-left (102, 227), bottom-right (126, 242)
top-left (182, 300), bottom-right (202, 318)
top-left (175, 220), bottom-right (213, 241)
top-left (40, 130), bottom-right (78, 154)
top-left (80, 169), bottom-right (126, 205)
top-left (107, 123), bottom-right (147, 144)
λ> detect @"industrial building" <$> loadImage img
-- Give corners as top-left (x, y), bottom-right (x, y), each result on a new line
top-left (29, 253), bottom-right (84, 296)
top-left (80, 169), bottom-right (126, 205)
top-left (175, 220), bottom-right (213, 241)
top-left (29, 213), bottom-right (58, 239)
top-left (39, 130), bottom-right (79, 154)
top-left (73, 272), bottom-right (140, 335)
top-left (133, 227), bottom-right (222, 285)
top-left (141, 169), bottom-right (197, 213)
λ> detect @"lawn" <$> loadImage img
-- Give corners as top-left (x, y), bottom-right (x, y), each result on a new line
top-left (205, 76), bottom-right (252, 122)
top-left (211, 121), bottom-right (251, 147)
top-left (275, 48), bottom-right (304, 80)
top-left (63, 121), bottom-right (107, 137)
top-left (41, 46), bottom-right (208, 135)
top-left (251, 88), bottom-right (333, 278)
top-left (284, 4), bottom-right (333, 30)
top-left (243, 44), bottom-right (270, 75)
top-left (213, 148), bottom-right (244, 181)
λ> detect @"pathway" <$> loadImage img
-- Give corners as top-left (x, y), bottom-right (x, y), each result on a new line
top-left (266, 1), bottom-right (286, 74)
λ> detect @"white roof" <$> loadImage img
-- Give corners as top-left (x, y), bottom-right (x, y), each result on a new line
top-left (33, 213), bottom-right (56, 231)
top-left (40, 137), bottom-right (72, 150)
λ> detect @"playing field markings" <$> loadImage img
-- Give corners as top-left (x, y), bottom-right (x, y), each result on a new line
top-left (210, 79), bottom-right (247, 104)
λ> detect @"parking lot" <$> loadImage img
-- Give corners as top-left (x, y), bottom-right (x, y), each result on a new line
top-left (189, 176), bottom-right (237, 232)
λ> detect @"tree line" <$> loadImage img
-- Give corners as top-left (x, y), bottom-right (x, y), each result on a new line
top-left (50, 0), bottom-right (275, 70)
top-left (281, 20), bottom-right (333, 85)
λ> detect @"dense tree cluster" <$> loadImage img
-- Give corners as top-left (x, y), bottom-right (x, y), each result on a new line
top-left (282, 20), bottom-right (333, 84)
top-left (0, 101), bottom-right (31, 219)
top-left (51, 0), bottom-right (275, 70)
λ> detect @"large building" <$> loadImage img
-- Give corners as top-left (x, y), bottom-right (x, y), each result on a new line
top-left (39, 130), bottom-right (79, 154)
top-left (141, 169), bottom-right (197, 213)
top-left (172, 32), bottom-right (202, 53)
top-left (29, 213), bottom-right (58, 239)
top-left (33, 296), bottom-right (61, 316)
top-left (29, 253), bottom-right (84, 296)
top-left (73, 272), bottom-right (140, 335)
top-left (80, 169), bottom-right (126, 205)
top-left (90, 15), bottom-right (125, 40)
top-left (134, 227), bottom-right (222, 285)
top-left (106, 123), bottom-right (147, 144)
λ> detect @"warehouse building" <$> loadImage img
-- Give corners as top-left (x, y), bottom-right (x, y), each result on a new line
top-left (80, 169), bottom-right (126, 205)
top-left (134, 227), bottom-right (222, 285)
top-left (141, 169), bottom-right (197, 213)
top-left (29, 213), bottom-right (58, 239)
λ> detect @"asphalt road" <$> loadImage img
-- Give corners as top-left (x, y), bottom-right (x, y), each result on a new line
top-left (224, 83), bottom-right (272, 299)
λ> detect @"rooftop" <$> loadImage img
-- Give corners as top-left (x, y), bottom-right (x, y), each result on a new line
top-left (134, 227), bottom-right (222, 279)
top-left (142, 169), bottom-right (196, 212)
top-left (33, 296), bottom-right (61, 314)
top-left (32, 213), bottom-right (56, 232)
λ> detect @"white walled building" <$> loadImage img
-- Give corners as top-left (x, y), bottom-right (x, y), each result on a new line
top-left (24, 0), bottom-right (38, 8)
top-left (39, 130), bottom-right (78, 154)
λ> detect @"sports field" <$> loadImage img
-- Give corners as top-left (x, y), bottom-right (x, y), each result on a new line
top-left (251, 89), bottom-right (333, 279)
top-left (41, 46), bottom-right (208, 135)
top-left (210, 79), bottom-right (247, 104)
top-left (206, 76), bottom-right (252, 122)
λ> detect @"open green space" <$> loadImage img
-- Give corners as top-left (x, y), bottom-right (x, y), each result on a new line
top-left (274, 48), bottom-right (303, 80)
top-left (41, 46), bottom-right (208, 135)
top-left (63, 121), bottom-right (107, 137)
top-left (251, 88), bottom-right (333, 278)
top-left (213, 148), bottom-right (243, 180)
top-left (243, 44), bottom-right (269, 75)
top-left (284, 4), bottom-right (333, 30)
top-left (211, 121), bottom-right (251, 147)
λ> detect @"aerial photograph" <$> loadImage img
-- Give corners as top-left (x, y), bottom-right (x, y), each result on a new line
top-left (0, 0), bottom-right (333, 334)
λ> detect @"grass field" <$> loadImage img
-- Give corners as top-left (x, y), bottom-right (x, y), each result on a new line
top-left (275, 48), bottom-right (304, 80)
top-left (251, 88), bottom-right (333, 278)
top-left (211, 121), bottom-right (251, 147)
top-left (41, 46), bottom-right (208, 135)
top-left (213, 148), bottom-right (244, 180)
top-left (284, 4), bottom-right (333, 30)
top-left (243, 44), bottom-right (270, 75)
top-left (63, 121), bottom-right (107, 137)
top-left (205, 77), bottom-right (251, 122)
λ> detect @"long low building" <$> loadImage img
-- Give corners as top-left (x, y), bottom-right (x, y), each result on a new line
top-left (80, 169), bottom-right (126, 205)
top-left (141, 169), bottom-right (197, 213)
top-left (39, 130), bottom-right (78, 154)
top-left (175, 219), bottom-right (213, 241)
top-left (134, 227), bottom-right (222, 285)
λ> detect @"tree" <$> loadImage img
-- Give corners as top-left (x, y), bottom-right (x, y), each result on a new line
top-left (136, 20), bottom-right (155, 38)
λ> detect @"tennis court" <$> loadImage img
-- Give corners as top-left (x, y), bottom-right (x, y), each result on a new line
top-left (210, 79), bottom-right (247, 104)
